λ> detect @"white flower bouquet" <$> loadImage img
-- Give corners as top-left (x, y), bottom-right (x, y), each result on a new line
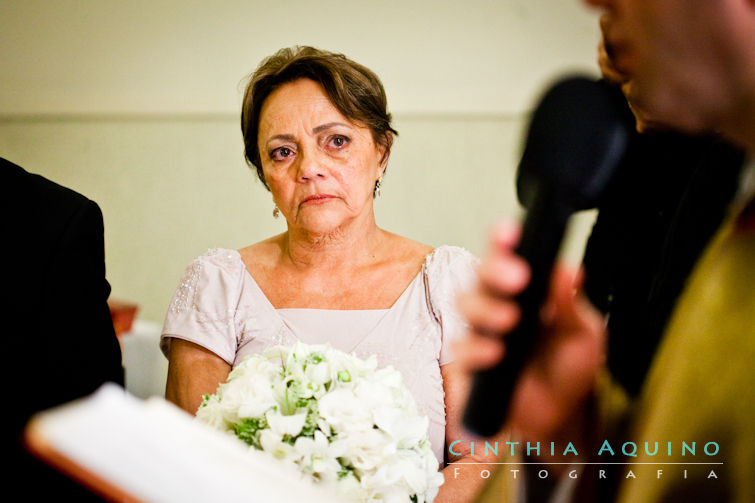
top-left (196, 342), bottom-right (444, 503)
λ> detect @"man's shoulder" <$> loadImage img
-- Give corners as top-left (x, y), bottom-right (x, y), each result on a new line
top-left (2, 157), bottom-right (103, 256)
top-left (2, 157), bottom-right (91, 212)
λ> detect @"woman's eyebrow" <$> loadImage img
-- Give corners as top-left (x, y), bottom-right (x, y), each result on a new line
top-left (265, 134), bottom-right (295, 147)
top-left (265, 122), bottom-right (351, 147)
top-left (312, 122), bottom-right (351, 134)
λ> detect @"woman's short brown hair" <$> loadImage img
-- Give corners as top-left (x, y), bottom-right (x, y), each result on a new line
top-left (241, 46), bottom-right (398, 190)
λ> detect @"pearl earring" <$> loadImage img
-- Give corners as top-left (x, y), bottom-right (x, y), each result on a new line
top-left (374, 177), bottom-right (383, 198)
top-left (272, 206), bottom-right (280, 218)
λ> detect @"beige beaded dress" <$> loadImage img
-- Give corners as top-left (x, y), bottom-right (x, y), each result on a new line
top-left (161, 245), bottom-right (478, 465)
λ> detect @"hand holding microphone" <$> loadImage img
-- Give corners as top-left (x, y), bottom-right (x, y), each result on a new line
top-left (460, 77), bottom-right (631, 438)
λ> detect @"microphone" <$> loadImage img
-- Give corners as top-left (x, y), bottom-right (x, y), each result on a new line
top-left (462, 76), bottom-right (631, 437)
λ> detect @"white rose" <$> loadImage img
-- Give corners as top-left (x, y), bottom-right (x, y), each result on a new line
top-left (318, 388), bottom-right (373, 433)
top-left (423, 470), bottom-right (444, 502)
top-left (194, 395), bottom-right (228, 430)
top-left (339, 428), bottom-right (394, 471)
top-left (304, 359), bottom-right (331, 387)
top-left (219, 375), bottom-right (276, 420)
top-left (397, 455), bottom-right (430, 494)
top-left (215, 355), bottom-right (280, 420)
top-left (326, 348), bottom-right (377, 378)
top-left (351, 381), bottom-right (394, 418)
top-left (231, 353), bottom-right (280, 381)
top-left (265, 409), bottom-right (308, 436)
top-left (363, 455), bottom-right (406, 490)
top-left (373, 366), bottom-right (404, 390)
top-left (373, 406), bottom-right (429, 448)
top-left (262, 344), bottom-right (292, 363)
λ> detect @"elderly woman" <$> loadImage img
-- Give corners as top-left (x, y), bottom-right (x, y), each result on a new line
top-left (161, 46), bottom-right (497, 501)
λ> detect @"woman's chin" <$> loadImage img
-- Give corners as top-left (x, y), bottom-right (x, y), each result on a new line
top-left (291, 213), bottom-right (349, 236)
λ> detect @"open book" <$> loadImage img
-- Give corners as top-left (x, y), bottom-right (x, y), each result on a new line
top-left (24, 383), bottom-right (342, 503)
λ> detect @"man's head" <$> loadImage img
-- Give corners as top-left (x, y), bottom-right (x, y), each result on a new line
top-left (586, 0), bottom-right (755, 151)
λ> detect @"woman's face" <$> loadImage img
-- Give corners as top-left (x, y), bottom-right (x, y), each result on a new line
top-left (257, 79), bottom-right (386, 236)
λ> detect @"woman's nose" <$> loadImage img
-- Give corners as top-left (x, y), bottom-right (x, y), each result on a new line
top-left (296, 151), bottom-right (326, 181)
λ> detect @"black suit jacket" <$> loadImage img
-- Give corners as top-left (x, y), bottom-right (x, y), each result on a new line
top-left (580, 116), bottom-right (744, 397)
top-left (3, 157), bottom-right (124, 501)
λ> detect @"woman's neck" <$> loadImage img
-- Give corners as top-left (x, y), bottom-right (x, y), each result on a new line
top-left (282, 216), bottom-right (386, 270)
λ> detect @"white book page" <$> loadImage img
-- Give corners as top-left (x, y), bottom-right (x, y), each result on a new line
top-left (26, 383), bottom-right (341, 503)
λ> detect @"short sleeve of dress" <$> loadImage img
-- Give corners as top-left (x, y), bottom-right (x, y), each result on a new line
top-left (160, 248), bottom-right (245, 365)
top-left (424, 245), bottom-right (480, 365)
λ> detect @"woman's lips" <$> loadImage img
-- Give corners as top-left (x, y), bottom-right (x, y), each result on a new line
top-left (301, 194), bottom-right (336, 205)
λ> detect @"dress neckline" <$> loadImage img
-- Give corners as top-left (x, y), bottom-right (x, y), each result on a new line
top-left (229, 248), bottom-right (435, 313)
top-left (228, 248), bottom-right (436, 354)
top-left (277, 307), bottom-right (390, 314)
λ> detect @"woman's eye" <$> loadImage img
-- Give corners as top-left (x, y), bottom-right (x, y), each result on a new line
top-left (328, 135), bottom-right (349, 149)
top-left (270, 146), bottom-right (294, 161)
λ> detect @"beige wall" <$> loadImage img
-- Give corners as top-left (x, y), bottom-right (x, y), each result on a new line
top-left (1, 1), bottom-right (601, 323)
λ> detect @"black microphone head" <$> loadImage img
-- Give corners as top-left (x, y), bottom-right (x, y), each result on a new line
top-left (517, 76), bottom-right (631, 211)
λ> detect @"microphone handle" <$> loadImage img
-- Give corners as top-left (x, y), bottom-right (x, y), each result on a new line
top-left (462, 190), bottom-right (572, 437)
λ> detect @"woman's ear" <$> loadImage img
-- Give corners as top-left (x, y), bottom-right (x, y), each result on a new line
top-left (378, 132), bottom-right (393, 168)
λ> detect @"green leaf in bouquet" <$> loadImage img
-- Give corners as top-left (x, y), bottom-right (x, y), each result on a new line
top-left (280, 382), bottom-right (300, 415)
top-left (307, 353), bottom-right (324, 365)
top-left (337, 458), bottom-right (358, 481)
top-left (300, 405), bottom-right (320, 438)
top-left (233, 416), bottom-right (268, 449)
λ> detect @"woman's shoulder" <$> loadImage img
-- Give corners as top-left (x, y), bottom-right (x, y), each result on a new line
top-left (237, 234), bottom-right (283, 268)
top-left (172, 247), bottom-right (249, 299)
top-left (424, 244), bottom-right (479, 271)
top-left (423, 245), bottom-right (479, 301)
top-left (184, 247), bottom-right (244, 274)
top-left (166, 248), bottom-right (247, 321)
top-left (170, 248), bottom-right (250, 303)
top-left (390, 234), bottom-right (434, 261)
top-left (381, 232), bottom-right (478, 275)
top-left (374, 231), bottom-right (431, 273)
top-left (421, 245), bottom-right (479, 335)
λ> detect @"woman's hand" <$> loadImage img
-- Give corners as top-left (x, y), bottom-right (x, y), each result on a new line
top-left (433, 362), bottom-right (510, 503)
top-left (454, 222), bottom-right (606, 450)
